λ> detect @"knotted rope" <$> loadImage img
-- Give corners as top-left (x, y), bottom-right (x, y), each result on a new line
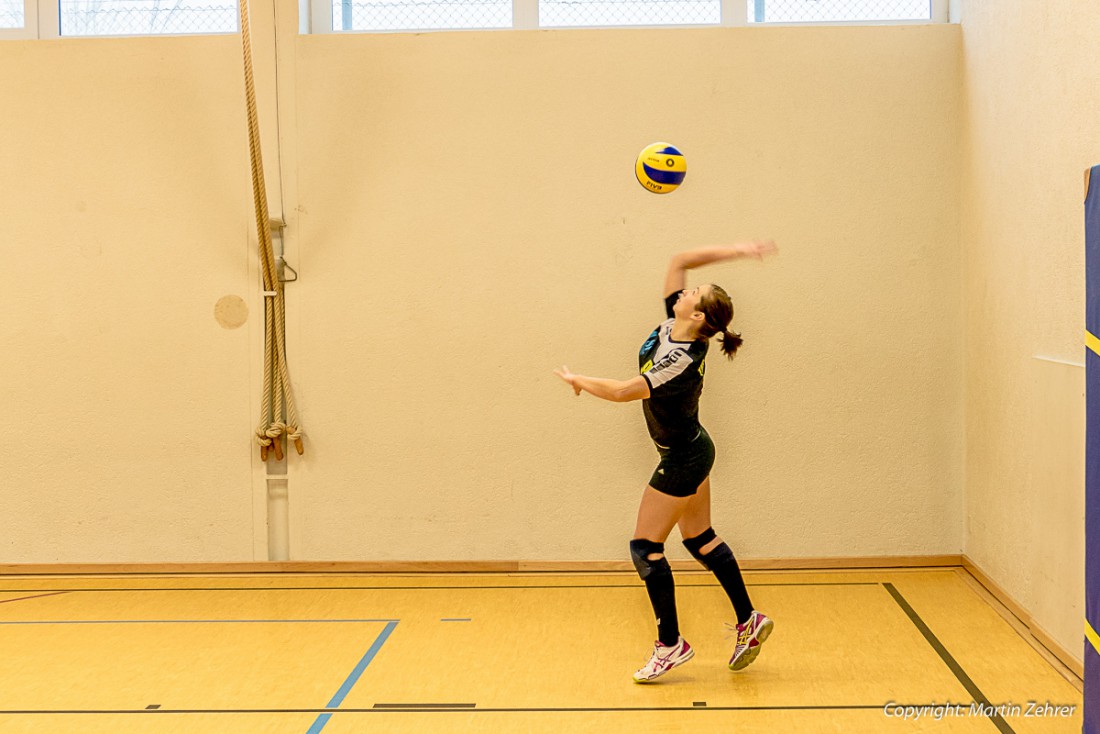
top-left (240, 0), bottom-right (303, 460)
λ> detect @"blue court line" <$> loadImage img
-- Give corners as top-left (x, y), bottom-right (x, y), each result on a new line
top-left (0, 619), bottom-right (397, 625)
top-left (307, 620), bottom-right (398, 734)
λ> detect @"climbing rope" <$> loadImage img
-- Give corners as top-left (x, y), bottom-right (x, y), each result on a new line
top-left (240, 0), bottom-right (303, 461)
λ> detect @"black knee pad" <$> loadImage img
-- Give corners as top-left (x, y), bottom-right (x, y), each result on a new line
top-left (702, 541), bottom-right (736, 570)
top-left (682, 528), bottom-right (717, 568)
top-left (629, 539), bottom-right (668, 580)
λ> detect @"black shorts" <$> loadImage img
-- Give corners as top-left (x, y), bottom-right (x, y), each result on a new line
top-left (648, 428), bottom-right (715, 498)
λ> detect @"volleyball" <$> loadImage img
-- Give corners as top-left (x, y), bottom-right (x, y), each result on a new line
top-left (635, 142), bottom-right (687, 194)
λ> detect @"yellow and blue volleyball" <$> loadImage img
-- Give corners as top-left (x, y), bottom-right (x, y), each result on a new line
top-left (635, 142), bottom-right (687, 194)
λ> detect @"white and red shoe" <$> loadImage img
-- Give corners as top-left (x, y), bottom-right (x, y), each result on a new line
top-left (632, 636), bottom-right (694, 683)
top-left (727, 610), bottom-right (774, 671)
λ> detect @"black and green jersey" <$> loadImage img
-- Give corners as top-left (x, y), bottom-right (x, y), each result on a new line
top-left (638, 292), bottom-right (709, 449)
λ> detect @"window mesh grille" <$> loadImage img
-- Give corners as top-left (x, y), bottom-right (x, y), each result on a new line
top-left (539, 0), bottom-right (719, 28)
top-left (58, 0), bottom-right (237, 35)
top-left (1, 0), bottom-right (24, 27)
top-left (747, 0), bottom-right (930, 23)
top-left (333, 0), bottom-right (510, 31)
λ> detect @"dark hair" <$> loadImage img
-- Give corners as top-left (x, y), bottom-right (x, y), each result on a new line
top-left (696, 284), bottom-right (742, 359)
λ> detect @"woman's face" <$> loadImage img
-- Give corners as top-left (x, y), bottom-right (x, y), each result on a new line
top-left (673, 284), bottom-right (712, 320)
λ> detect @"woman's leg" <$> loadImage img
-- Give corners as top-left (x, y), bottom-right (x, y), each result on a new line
top-left (630, 485), bottom-right (696, 682)
top-left (634, 485), bottom-right (692, 541)
top-left (677, 476), bottom-right (716, 546)
top-left (677, 476), bottom-right (755, 624)
top-left (632, 486), bottom-right (691, 647)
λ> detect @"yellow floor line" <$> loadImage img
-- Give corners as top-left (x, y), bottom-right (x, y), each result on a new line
top-left (1087, 618), bottom-right (1100, 656)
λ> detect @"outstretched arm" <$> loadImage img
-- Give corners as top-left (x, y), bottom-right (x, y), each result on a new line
top-left (663, 240), bottom-right (778, 296)
top-left (553, 366), bottom-right (650, 403)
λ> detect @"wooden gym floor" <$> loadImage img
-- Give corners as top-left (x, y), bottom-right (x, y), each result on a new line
top-left (0, 568), bottom-right (1084, 733)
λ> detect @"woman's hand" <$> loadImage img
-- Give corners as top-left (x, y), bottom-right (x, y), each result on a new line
top-left (554, 365), bottom-right (582, 396)
top-left (554, 369), bottom-right (650, 402)
top-left (731, 240), bottom-right (778, 260)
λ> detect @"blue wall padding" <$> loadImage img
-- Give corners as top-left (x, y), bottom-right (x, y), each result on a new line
top-left (1085, 164), bottom-right (1100, 734)
top-left (1089, 166), bottom-right (1100, 334)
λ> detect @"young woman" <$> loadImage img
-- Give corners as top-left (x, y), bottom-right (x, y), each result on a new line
top-left (555, 240), bottom-right (778, 683)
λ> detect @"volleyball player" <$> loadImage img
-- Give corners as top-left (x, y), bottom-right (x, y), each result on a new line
top-left (555, 240), bottom-right (778, 682)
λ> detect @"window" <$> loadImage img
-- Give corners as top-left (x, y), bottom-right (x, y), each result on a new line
top-left (59, 0), bottom-right (237, 35)
top-left (1, 0), bottom-right (946, 37)
top-left (0, 0), bottom-right (23, 27)
top-left (331, 0), bottom-right (510, 32)
top-left (312, 0), bottom-right (946, 31)
top-left (539, 0), bottom-right (720, 28)
top-left (1, 0), bottom-right (236, 36)
top-left (747, 0), bottom-right (931, 23)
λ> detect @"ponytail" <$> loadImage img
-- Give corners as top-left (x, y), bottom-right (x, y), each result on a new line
top-left (718, 329), bottom-right (743, 359)
top-left (698, 284), bottom-right (742, 360)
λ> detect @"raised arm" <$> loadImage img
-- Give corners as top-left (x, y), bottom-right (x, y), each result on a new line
top-left (663, 240), bottom-right (778, 296)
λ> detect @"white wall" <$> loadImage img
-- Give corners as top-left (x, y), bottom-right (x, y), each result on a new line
top-left (958, 0), bottom-right (1098, 663)
top-left (0, 21), bottom-right (964, 567)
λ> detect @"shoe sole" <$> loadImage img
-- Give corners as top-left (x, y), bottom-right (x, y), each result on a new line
top-left (729, 618), bottom-right (773, 671)
top-left (632, 648), bottom-right (695, 683)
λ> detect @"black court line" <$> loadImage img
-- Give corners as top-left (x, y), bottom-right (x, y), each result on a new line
top-left (0, 591), bottom-right (71, 604)
top-left (373, 703), bottom-right (477, 709)
top-left (0, 705), bottom-right (889, 715)
top-left (883, 583), bottom-right (1015, 734)
top-left (0, 566), bottom-right (955, 578)
top-left (0, 582), bottom-right (880, 594)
